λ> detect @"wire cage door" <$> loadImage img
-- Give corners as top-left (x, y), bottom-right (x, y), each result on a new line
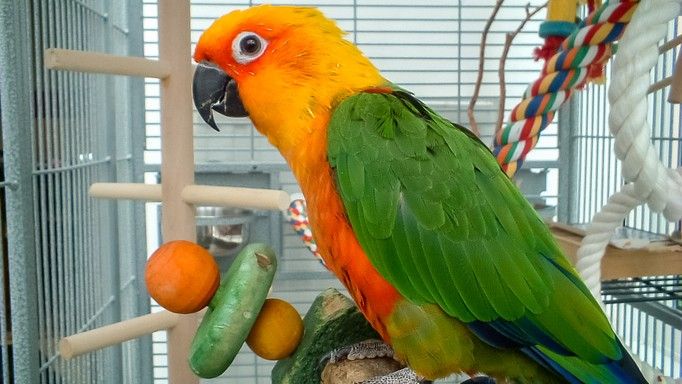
top-left (0, 0), bottom-right (150, 383)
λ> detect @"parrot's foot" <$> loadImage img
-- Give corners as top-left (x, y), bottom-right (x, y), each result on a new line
top-left (361, 367), bottom-right (431, 384)
top-left (321, 340), bottom-right (432, 383)
top-left (321, 339), bottom-right (394, 365)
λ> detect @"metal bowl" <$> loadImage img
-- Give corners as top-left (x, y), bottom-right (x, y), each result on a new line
top-left (196, 207), bottom-right (252, 258)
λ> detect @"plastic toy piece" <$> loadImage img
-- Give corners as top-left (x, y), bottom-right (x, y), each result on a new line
top-left (246, 298), bottom-right (304, 360)
top-left (145, 240), bottom-right (220, 314)
top-left (189, 243), bottom-right (277, 378)
top-left (535, 0), bottom-right (578, 61)
top-left (272, 288), bottom-right (381, 384)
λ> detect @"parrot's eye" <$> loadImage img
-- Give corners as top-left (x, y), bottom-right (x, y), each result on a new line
top-left (240, 36), bottom-right (260, 54)
top-left (232, 31), bottom-right (267, 64)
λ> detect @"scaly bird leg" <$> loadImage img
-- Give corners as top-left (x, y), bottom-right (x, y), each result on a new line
top-left (321, 340), bottom-right (432, 384)
top-left (320, 341), bottom-right (500, 384)
top-left (321, 339), bottom-right (394, 364)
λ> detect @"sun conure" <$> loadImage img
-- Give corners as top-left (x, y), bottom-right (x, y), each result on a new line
top-left (191, 5), bottom-right (647, 383)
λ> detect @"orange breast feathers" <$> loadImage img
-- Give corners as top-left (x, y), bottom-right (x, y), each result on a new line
top-left (289, 118), bottom-right (402, 341)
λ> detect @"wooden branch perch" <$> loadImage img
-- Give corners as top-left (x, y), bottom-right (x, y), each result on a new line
top-left (496, 2), bottom-right (548, 137)
top-left (468, 0), bottom-right (504, 137)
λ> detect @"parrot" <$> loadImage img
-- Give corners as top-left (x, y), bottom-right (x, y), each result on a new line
top-left (191, 5), bottom-right (647, 383)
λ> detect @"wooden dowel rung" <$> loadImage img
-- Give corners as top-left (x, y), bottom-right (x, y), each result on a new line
top-left (182, 185), bottom-right (290, 211)
top-left (89, 183), bottom-right (162, 201)
top-left (45, 48), bottom-right (171, 78)
top-left (89, 182), bottom-right (291, 211)
top-left (648, 75), bottom-right (673, 95)
top-left (547, 220), bottom-right (587, 237)
top-left (669, 51), bottom-right (682, 103)
top-left (59, 311), bottom-right (181, 359)
top-left (660, 34), bottom-right (682, 54)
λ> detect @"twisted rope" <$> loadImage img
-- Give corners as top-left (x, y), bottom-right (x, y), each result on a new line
top-left (575, 0), bottom-right (682, 299)
top-left (286, 198), bottom-right (326, 268)
top-left (576, 184), bottom-right (640, 296)
top-left (494, 0), bottom-right (638, 177)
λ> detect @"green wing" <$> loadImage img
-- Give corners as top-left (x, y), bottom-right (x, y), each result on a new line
top-left (327, 89), bottom-right (620, 363)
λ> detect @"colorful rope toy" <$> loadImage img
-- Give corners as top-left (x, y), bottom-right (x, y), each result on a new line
top-left (535, 0), bottom-right (579, 62)
top-left (494, 0), bottom-right (638, 177)
top-left (287, 198), bottom-right (326, 267)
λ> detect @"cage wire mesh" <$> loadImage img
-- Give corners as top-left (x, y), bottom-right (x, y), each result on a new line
top-left (0, 0), bottom-right (149, 383)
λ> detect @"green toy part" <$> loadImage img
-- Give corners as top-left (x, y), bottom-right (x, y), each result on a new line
top-left (272, 288), bottom-right (381, 384)
top-left (189, 243), bottom-right (277, 378)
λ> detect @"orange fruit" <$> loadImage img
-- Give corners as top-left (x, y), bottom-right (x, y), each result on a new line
top-left (145, 240), bottom-right (220, 314)
top-left (246, 298), bottom-right (304, 360)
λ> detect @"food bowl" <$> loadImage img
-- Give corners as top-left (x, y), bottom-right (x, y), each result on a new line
top-left (196, 207), bottom-right (252, 258)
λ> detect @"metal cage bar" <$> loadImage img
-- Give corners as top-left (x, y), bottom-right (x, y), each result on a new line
top-left (0, 1), bottom-right (41, 382)
top-left (0, 0), bottom-right (149, 382)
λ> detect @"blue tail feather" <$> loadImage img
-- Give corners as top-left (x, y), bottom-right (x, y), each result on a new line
top-left (525, 341), bottom-right (648, 384)
top-left (467, 317), bottom-right (648, 382)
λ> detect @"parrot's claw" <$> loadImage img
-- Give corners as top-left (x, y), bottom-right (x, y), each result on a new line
top-left (460, 377), bottom-right (496, 384)
top-left (360, 367), bottom-right (431, 384)
top-left (320, 339), bottom-right (394, 365)
top-left (321, 342), bottom-right (432, 384)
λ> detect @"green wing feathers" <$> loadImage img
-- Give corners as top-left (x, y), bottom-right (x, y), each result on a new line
top-left (327, 89), bottom-right (621, 363)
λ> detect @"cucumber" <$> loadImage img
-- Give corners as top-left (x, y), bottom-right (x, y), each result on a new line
top-left (189, 243), bottom-right (277, 378)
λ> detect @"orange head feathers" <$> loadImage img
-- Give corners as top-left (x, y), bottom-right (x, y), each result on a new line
top-left (194, 6), bottom-right (348, 78)
top-left (193, 5), bottom-right (385, 155)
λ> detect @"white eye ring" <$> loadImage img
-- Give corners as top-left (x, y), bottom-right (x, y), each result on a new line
top-left (231, 31), bottom-right (267, 64)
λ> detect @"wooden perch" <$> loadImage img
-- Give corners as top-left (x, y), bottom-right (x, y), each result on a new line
top-left (182, 184), bottom-right (290, 211)
top-left (89, 183), bottom-right (162, 201)
top-left (650, 76), bottom-right (674, 95)
top-left (45, 48), bottom-right (171, 78)
top-left (322, 358), bottom-right (402, 384)
top-left (468, 0), bottom-right (504, 137)
top-left (59, 311), bottom-right (181, 359)
top-left (667, 50), bottom-right (682, 103)
top-left (89, 182), bottom-right (291, 211)
top-left (496, 2), bottom-right (548, 137)
top-left (549, 223), bottom-right (682, 280)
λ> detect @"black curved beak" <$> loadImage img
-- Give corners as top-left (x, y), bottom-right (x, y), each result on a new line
top-left (192, 61), bottom-right (248, 131)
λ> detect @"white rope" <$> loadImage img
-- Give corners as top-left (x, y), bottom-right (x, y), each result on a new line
top-left (576, 0), bottom-right (682, 299)
top-left (576, 184), bottom-right (640, 297)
